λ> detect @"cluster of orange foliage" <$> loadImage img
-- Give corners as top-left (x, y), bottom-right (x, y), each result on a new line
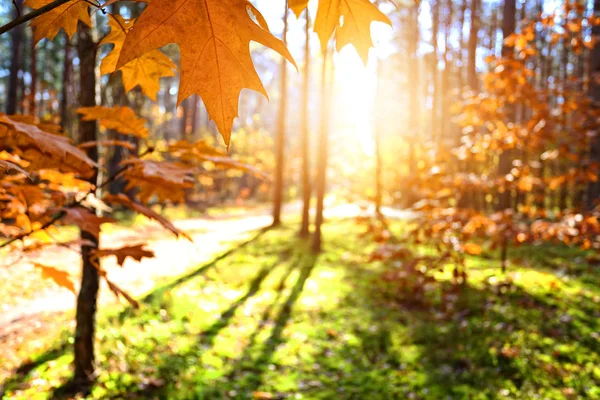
top-left (371, 3), bottom-right (600, 289)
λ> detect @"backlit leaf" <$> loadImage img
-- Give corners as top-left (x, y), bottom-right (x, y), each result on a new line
top-left (116, 0), bottom-right (297, 146)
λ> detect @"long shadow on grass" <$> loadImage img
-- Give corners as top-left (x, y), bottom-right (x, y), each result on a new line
top-left (227, 252), bottom-right (318, 394)
top-left (130, 242), bottom-right (305, 399)
top-left (1, 227), bottom-right (272, 397)
top-left (197, 247), bottom-right (295, 349)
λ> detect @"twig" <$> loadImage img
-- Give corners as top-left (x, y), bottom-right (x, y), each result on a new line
top-left (0, 0), bottom-right (71, 37)
top-left (12, 0), bottom-right (22, 17)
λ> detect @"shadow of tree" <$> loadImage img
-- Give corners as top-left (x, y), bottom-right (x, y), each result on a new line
top-left (1, 227), bottom-right (272, 398)
top-left (228, 252), bottom-right (318, 393)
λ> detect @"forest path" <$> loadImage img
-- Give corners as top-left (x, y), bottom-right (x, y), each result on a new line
top-left (0, 203), bottom-right (411, 377)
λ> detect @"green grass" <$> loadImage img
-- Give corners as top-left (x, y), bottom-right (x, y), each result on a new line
top-left (2, 220), bottom-right (600, 399)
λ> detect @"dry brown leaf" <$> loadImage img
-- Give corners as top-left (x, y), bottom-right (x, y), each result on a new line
top-left (103, 193), bottom-right (192, 240)
top-left (0, 114), bottom-right (96, 178)
top-left (93, 244), bottom-right (155, 266)
top-left (62, 207), bottom-right (116, 238)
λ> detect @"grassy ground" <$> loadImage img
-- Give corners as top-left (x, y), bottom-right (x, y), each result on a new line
top-left (1, 219), bottom-right (600, 399)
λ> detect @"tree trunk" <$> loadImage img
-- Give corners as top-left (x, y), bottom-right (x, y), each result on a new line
top-left (431, 0), bottom-right (440, 141)
top-left (30, 29), bottom-right (38, 118)
top-left (272, 2), bottom-right (289, 226)
top-left (191, 95), bottom-right (200, 140)
top-left (299, 10), bottom-right (312, 237)
top-left (587, 0), bottom-right (600, 210)
top-left (74, 22), bottom-right (100, 386)
top-left (497, 0), bottom-right (516, 210)
top-left (312, 50), bottom-right (331, 253)
top-left (406, 3), bottom-right (419, 207)
top-left (6, 0), bottom-right (24, 115)
top-left (60, 35), bottom-right (73, 131)
top-left (467, 0), bottom-right (479, 90)
top-left (374, 61), bottom-right (383, 218)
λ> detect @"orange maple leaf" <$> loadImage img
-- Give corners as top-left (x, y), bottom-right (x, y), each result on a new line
top-left (93, 244), bottom-right (155, 266)
top-left (34, 263), bottom-right (76, 294)
top-left (103, 193), bottom-right (192, 241)
top-left (100, 15), bottom-right (177, 101)
top-left (77, 106), bottom-right (149, 139)
top-left (25, 0), bottom-right (91, 44)
top-left (116, 0), bottom-right (297, 146)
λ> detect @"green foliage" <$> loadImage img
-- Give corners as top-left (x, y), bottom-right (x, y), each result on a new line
top-left (2, 221), bottom-right (600, 399)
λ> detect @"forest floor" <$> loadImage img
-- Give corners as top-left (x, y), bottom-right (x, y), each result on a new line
top-left (0, 217), bottom-right (599, 399)
top-left (0, 202), bottom-right (412, 383)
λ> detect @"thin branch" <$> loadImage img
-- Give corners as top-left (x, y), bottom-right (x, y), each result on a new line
top-left (0, 0), bottom-right (71, 37)
top-left (12, 0), bottom-right (22, 17)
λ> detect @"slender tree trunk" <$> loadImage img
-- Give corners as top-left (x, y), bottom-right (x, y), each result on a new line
top-left (497, 0), bottom-right (516, 210)
top-left (6, 0), bottom-right (24, 115)
top-left (191, 95), bottom-right (200, 140)
top-left (467, 0), bottom-right (479, 90)
top-left (312, 49), bottom-right (331, 253)
top-left (431, 0), bottom-right (440, 141)
top-left (74, 22), bottom-right (100, 386)
top-left (458, 0), bottom-right (467, 90)
top-left (30, 31), bottom-right (37, 118)
top-left (374, 62), bottom-right (383, 218)
top-left (60, 35), bottom-right (72, 131)
top-left (406, 3), bottom-right (420, 207)
top-left (299, 10), bottom-right (312, 237)
top-left (180, 97), bottom-right (190, 139)
top-left (587, 0), bottom-right (600, 210)
top-left (440, 0), bottom-right (452, 143)
top-left (272, 1), bottom-right (289, 226)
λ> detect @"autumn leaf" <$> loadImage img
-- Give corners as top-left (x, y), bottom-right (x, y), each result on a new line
top-left (462, 243), bottom-right (483, 255)
top-left (77, 106), bottom-right (149, 139)
top-left (119, 160), bottom-right (195, 204)
top-left (25, 0), bottom-right (91, 44)
top-left (100, 15), bottom-right (177, 101)
top-left (103, 193), bottom-right (192, 240)
top-left (62, 207), bottom-right (116, 238)
top-left (78, 140), bottom-right (136, 151)
top-left (93, 245), bottom-right (155, 266)
top-left (168, 140), bottom-right (266, 178)
top-left (33, 263), bottom-right (76, 294)
top-left (0, 114), bottom-right (96, 178)
top-left (0, 160), bottom-right (30, 179)
top-left (101, 273), bottom-right (140, 308)
top-left (290, 0), bottom-right (391, 63)
top-left (116, 0), bottom-right (297, 146)
top-left (289, 0), bottom-right (309, 18)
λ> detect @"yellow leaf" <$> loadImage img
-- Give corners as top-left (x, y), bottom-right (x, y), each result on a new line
top-left (116, 0), bottom-right (297, 147)
top-left (77, 106), bottom-right (149, 138)
top-left (34, 263), bottom-right (76, 294)
top-left (289, 0), bottom-right (309, 18)
top-left (25, 0), bottom-right (91, 44)
top-left (100, 15), bottom-right (177, 101)
top-left (333, 0), bottom-right (392, 64)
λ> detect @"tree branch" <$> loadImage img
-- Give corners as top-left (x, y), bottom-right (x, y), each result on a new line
top-left (0, 0), bottom-right (71, 37)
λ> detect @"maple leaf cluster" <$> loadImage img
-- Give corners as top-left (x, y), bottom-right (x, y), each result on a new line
top-left (0, 105), bottom-right (263, 299)
top-left (23, 0), bottom-right (391, 146)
